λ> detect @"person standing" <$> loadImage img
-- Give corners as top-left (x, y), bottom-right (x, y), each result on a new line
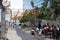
top-left (38, 21), bottom-right (42, 35)
top-left (38, 21), bottom-right (41, 30)
top-left (56, 25), bottom-right (60, 40)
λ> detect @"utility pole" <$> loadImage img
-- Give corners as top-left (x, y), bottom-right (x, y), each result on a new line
top-left (1, 7), bottom-right (6, 38)
top-left (0, 0), bottom-right (6, 39)
top-left (0, 0), bottom-right (10, 39)
top-left (1, 2), bottom-right (6, 40)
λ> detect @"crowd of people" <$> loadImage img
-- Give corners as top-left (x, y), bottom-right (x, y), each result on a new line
top-left (37, 21), bottom-right (60, 40)
top-left (31, 20), bottom-right (60, 40)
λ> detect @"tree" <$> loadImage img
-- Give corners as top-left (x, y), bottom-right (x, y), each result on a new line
top-left (32, 0), bottom-right (60, 20)
top-left (20, 10), bottom-right (30, 23)
top-left (31, 0), bottom-right (34, 8)
top-left (30, 0), bottom-right (51, 20)
top-left (42, 0), bottom-right (60, 20)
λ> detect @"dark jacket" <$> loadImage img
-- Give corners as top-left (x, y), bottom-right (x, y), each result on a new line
top-left (38, 23), bottom-right (41, 30)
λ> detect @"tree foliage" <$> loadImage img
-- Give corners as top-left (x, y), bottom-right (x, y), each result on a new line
top-left (20, 11), bottom-right (30, 23)
top-left (43, 0), bottom-right (60, 16)
top-left (31, 0), bottom-right (60, 20)
top-left (31, 0), bottom-right (34, 8)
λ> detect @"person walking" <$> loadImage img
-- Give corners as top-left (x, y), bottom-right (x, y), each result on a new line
top-left (56, 25), bottom-right (60, 40)
top-left (53, 26), bottom-right (57, 39)
top-left (38, 21), bottom-right (42, 35)
top-left (38, 21), bottom-right (41, 30)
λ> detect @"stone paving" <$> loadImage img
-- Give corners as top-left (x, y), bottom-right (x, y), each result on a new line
top-left (6, 28), bottom-right (22, 40)
top-left (6, 27), bottom-right (36, 40)
top-left (5, 27), bottom-right (57, 40)
top-left (22, 28), bottom-right (55, 40)
top-left (15, 26), bottom-right (36, 40)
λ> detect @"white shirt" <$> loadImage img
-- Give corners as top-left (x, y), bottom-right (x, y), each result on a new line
top-left (36, 27), bottom-right (39, 30)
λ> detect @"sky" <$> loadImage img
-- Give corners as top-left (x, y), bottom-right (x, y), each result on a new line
top-left (7, 0), bottom-right (33, 22)
top-left (9, 0), bottom-right (43, 10)
top-left (33, 0), bottom-right (43, 7)
top-left (0, 0), bottom-right (43, 22)
top-left (0, 0), bottom-right (24, 22)
top-left (6, 0), bottom-right (24, 22)
top-left (23, 0), bottom-right (43, 9)
top-left (23, 0), bottom-right (33, 10)
top-left (9, 0), bottom-right (23, 10)
top-left (9, 0), bottom-right (33, 10)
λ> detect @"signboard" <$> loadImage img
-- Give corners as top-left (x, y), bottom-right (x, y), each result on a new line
top-left (2, 0), bottom-right (9, 7)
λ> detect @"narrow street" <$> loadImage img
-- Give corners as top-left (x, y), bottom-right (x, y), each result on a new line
top-left (6, 26), bottom-right (36, 40)
top-left (15, 26), bottom-right (36, 40)
top-left (6, 27), bottom-right (22, 40)
top-left (0, 0), bottom-right (60, 40)
top-left (6, 26), bottom-right (55, 40)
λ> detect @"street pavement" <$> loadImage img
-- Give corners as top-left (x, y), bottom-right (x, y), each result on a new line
top-left (6, 26), bottom-right (56, 40)
top-left (6, 26), bottom-right (36, 40)
top-left (6, 28), bottom-right (22, 40)
top-left (15, 26), bottom-right (36, 40)
top-left (22, 28), bottom-right (55, 40)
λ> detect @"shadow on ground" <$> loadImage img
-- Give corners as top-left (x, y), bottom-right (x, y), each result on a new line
top-left (14, 26), bottom-right (36, 40)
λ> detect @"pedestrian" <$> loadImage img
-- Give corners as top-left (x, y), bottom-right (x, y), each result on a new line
top-left (38, 21), bottom-right (43, 35)
top-left (53, 26), bottom-right (58, 39)
top-left (12, 23), bottom-right (14, 28)
top-left (56, 25), bottom-right (60, 40)
top-left (38, 21), bottom-right (41, 30)
top-left (36, 26), bottom-right (39, 35)
top-left (19, 24), bottom-right (22, 29)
